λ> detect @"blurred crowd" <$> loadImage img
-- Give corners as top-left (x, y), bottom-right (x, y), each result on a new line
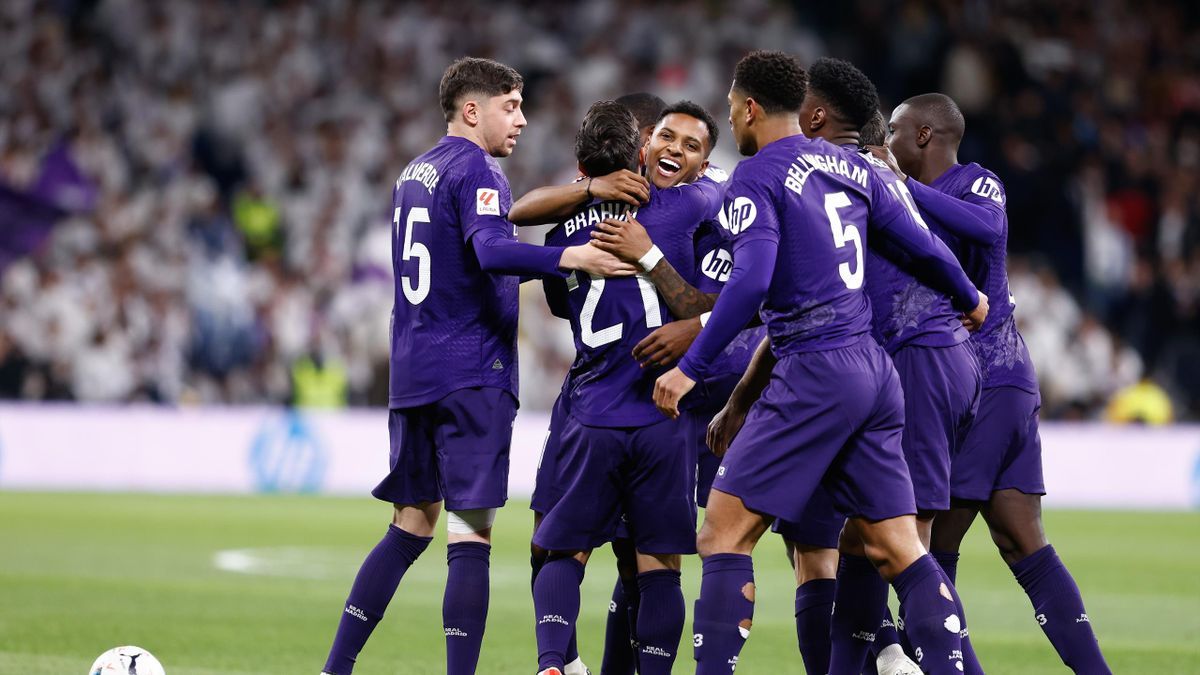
top-left (0, 0), bottom-right (1196, 420)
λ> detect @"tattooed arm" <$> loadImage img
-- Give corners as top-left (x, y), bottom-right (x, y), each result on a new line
top-left (591, 216), bottom-right (717, 318)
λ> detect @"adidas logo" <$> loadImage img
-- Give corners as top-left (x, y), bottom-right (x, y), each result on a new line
top-left (445, 627), bottom-right (469, 637)
top-left (492, 359), bottom-right (504, 370)
top-left (344, 605), bottom-right (368, 622)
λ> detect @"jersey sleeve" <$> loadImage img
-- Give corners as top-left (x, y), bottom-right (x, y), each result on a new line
top-left (718, 167), bottom-right (780, 246)
top-left (867, 169), bottom-right (980, 312)
top-left (907, 172), bottom-right (1005, 246)
top-left (692, 221), bottom-right (732, 293)
top-left (457, 168), bottom-right (515, 243)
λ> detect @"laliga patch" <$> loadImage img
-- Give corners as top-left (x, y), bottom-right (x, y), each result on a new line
top-left (476, 188), bottom-right (500, 215)
top-left (943, 613), bottom-right (962, 634)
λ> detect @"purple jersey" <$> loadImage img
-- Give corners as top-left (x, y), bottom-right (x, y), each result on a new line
top-left (859, 151), bottom-right (969, 354)
top-left (544, 182), bottom-right (720, 427)
top-left (388, 136), bottom-right (521, 408)
top-left (925, 163), bottom-right (1038, 392)
top-left (692, 220), bottom-right (767, 386)
top-left (720, 135), bottom-right (906, 356)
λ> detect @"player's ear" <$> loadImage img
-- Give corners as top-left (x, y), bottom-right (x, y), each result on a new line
top-left (698, 158), bottom-right (710, 176)
top-left (462, 99), bottom-right (479, 127)
top-left (810, 106), bottom-right (825, 133)
top-left (916, 124), bottom-right (933, 148)
top-left (639, 145), bottom-right (646, 167)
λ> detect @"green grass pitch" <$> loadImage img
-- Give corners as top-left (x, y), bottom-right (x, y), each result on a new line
top-left (2, 492), bottom-right (1197, 674)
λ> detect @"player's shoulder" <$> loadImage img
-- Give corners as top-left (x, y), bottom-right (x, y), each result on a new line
top-left (958, 162), bottom-right (1006, 207)
top-left (700, 164), bottom-right (729, 184)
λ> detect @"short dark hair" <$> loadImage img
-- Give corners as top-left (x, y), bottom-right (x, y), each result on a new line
top-left (615, 92), bottom-right (667, 131)
top-left (901, 93), bottom-right (966, 143)
top-left (808, 57), bottom-right (880, 130)
top-left (438, 57), bottom-right (523, 123)
top-left (859, 109), bottom-right (887, 147)
top-left (657, 100), bottom-right (720, 155)
top-left (732, 50), bottom-right (807, 114)
top-left (575, 100), bottom-right (640, 177)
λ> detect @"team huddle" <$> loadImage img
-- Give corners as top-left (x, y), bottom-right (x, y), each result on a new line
top-left (319, 52), bottom-right (1112, 675)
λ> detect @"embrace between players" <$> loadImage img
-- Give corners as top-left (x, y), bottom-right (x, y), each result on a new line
top-left (319, 52), bottom-right (1113, 675)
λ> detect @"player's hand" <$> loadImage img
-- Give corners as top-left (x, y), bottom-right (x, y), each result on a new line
top-left (561, 243), bottom-right (638, 277)
top-left (706, 402), bottom-right (748, 458)
top-left (632, 317), bottom-right (702, 368)
top-left (866, 145), bottom-right (908, 182)
top-left (591, 216), bottom-right (654, 265)
top-left (653, 367), bottom-right (696, 420)
top-left (961, 291), bottom-right (989, 332)
top-left (590, 169), bottom-right (650, 206)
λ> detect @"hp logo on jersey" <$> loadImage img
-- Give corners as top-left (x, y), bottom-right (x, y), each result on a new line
top-left (970, 176), bottom-right (1005, 205)
top-left (701, 248), bottom-right (734, 282)
top-left (719, 197), bottom-right (757, 234)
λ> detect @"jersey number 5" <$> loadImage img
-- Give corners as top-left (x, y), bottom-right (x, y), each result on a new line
top-left (825, 191), bottom-right (863, 290)
top-left (395, 206), bottom-right (431, 305)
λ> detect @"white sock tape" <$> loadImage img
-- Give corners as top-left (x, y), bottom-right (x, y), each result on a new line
top-left (447, 508), bottom-right (497, 535)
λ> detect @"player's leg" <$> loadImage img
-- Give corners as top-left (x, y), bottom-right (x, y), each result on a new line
top-left (532, 418), bottom-right (624, 673)
top-left (323, 406), bottom-right (442, 675)
top-left (827, 346), bottom-right (967, 675)
top-left (531, 395), bottom-right (588, 674)
top-left (693, 489), bottom-right (771, 675)
top-left (621, 417), bottom-right (698, 675)
top-left (601, 535), bottom-right (638, 675)
top-left (773, 495), bottom-right (843, 675)
top-left (433, 387), bottom-right (518, 675)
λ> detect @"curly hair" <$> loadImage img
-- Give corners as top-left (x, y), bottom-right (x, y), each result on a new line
top-left (574, 100), bottom-right (641, 176)
top-left (732, 50), bottom-right (806, 114)
top-left (807, 57), bottom-right (880, 130)
top-left (657, 100), bottom-right (720, 155)
top-left (438, 57), bottom-right (523, 123)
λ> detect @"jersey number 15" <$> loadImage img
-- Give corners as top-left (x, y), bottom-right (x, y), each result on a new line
top-left (395, 206), bottom-right (430, 305)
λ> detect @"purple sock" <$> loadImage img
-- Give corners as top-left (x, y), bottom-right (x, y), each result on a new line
top-left (693, 553), bottom-right (755, 675)
top-left (602, 578), bottom-right (636, 675)
top-left (933, 550), bottom-right (983, 675)
top-left (893, 554), bottom-right (964, 675)
top-left (534, 556), bottom-right (585, 670)
top-left (533, 552), bottom-right (580, 664)
top-left (1011, 545), bottom-right (1111, 674)
top-left (443, 542), bottom-right (490, 675)
top-left (794, 578), bottom-right (835, 675)
top-left (634, 570), bottom-right (685, 674)
top-left (872, 607), bottom-right (901, 655)
top-left (829, 554), bottom-right (889, 674)
top-left (323, 526), bottom-right (432, 675)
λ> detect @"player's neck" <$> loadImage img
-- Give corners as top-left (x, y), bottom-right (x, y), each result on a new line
top-left (753, 117), bottom-right (803, 150)
top-left (918, 150), bottom-right (958, 185)
top-left (446, 123), bottom-right (487, 152)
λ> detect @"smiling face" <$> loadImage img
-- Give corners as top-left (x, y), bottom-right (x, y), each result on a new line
top-left (645, 112), bottom-right (711, 188)
top-left (476, 88), bottom-right (527, 157)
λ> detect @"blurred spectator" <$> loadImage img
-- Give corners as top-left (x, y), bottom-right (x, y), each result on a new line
top-left (0, 0), bottom-right (1196, 420)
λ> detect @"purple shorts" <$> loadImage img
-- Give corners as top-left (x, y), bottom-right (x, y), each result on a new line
top-left (531, 392), bottom-right (571, 515)
top-left (772, 484), bottom-right (845, 549)
top-left (683, 388), bottom-right (733, 510)
top-left (533, 414), bottom-right (698, 555)
top-left (372, 386), bottom-right (516, 511)
top-left (712, 337), bottom-right (915, 524)
top-left (951, 386), bottom-right (1046, 501)
top-left (892, 341), bottom-right (981, 511)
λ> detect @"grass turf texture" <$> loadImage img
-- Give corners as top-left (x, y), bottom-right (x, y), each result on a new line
top-left (1, 493), bottom-right (1197, 674)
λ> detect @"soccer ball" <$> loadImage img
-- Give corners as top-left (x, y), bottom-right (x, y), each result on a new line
top-left (89, 645), bottom-right (165, 675)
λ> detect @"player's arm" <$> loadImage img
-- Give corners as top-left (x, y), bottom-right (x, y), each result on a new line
top-left (867, 147), bottom-right (1004, 245)
top-left (867, 173), bottom-right (988, 329)
top-left (592, 215), bottom-right (717, 317)
top-left (508, 170), bottom-right (650, 226)
top-left (706, 335), bottom-right (776, 457)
